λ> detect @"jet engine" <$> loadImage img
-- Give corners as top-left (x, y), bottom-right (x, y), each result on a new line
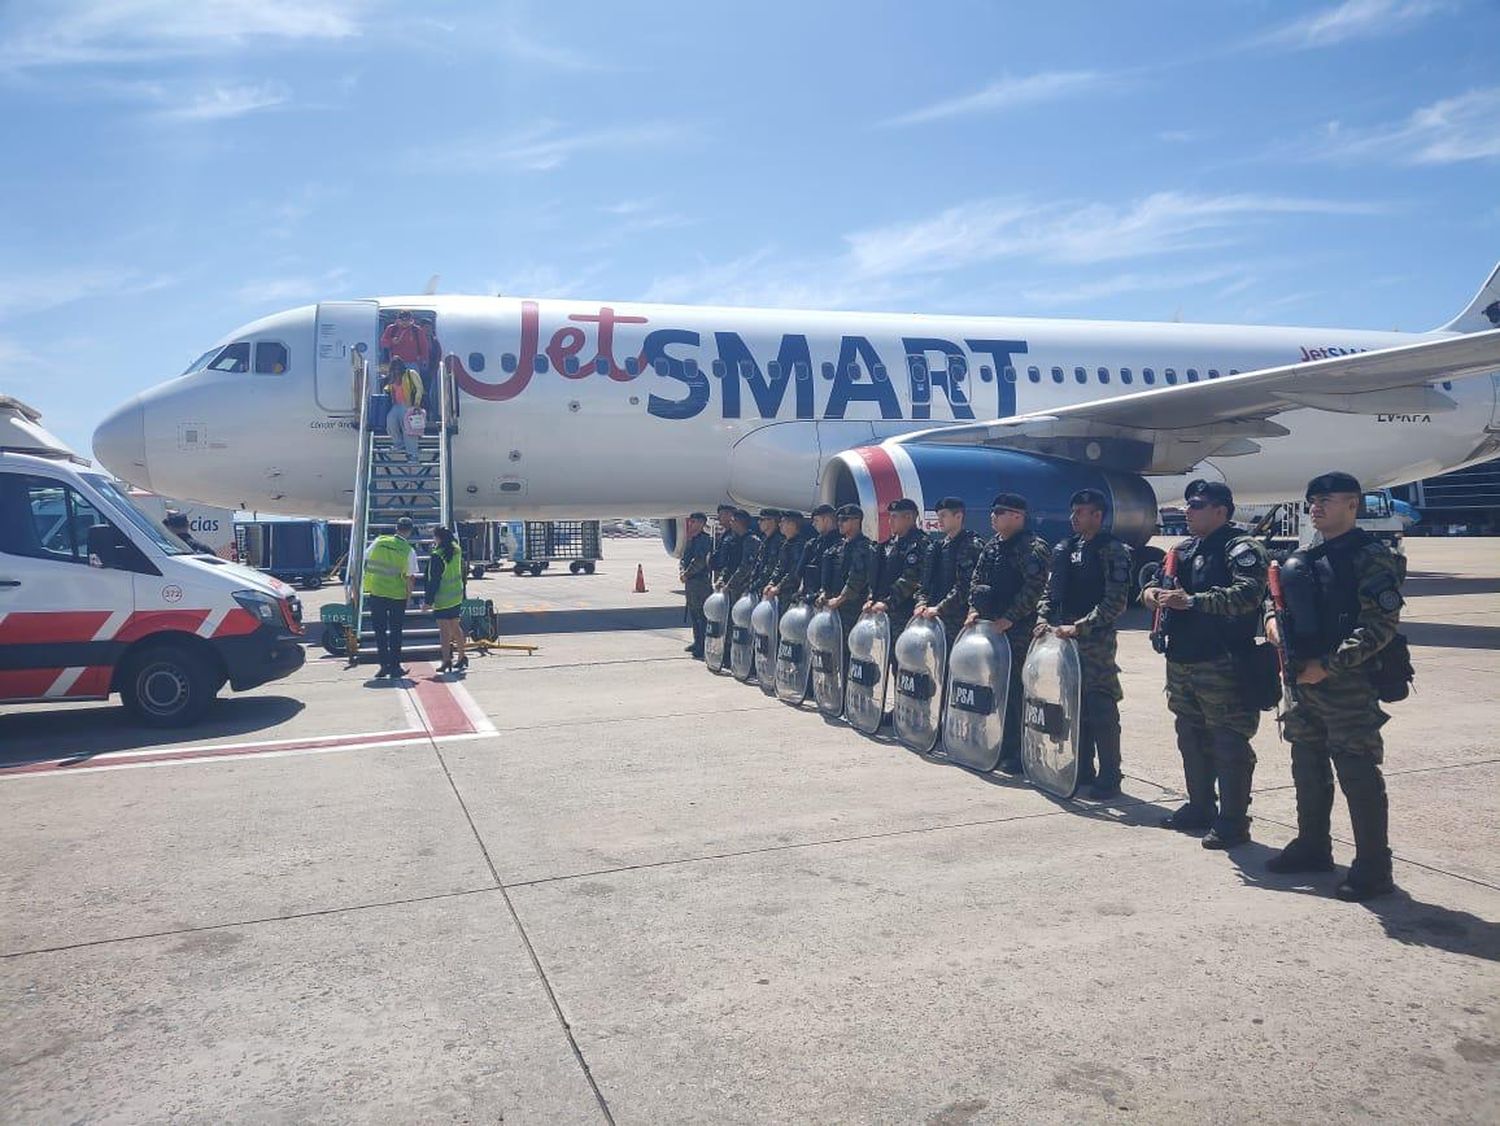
top-left (820, 443), bottom-right (1159, 549)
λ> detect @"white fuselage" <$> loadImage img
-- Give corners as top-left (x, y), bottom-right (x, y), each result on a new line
top-left (96, 294), bottom-right (1500, 518)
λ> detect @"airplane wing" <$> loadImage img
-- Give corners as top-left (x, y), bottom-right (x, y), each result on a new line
top-left (890, 328), bottom-right (1500, 474)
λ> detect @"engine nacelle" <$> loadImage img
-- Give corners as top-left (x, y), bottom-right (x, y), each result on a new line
top-left (820, 444), bottom-right (1158, 548)
top-left (659, 517), bottom-right (683, 558)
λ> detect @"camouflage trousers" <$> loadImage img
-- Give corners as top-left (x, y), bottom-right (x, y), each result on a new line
top-left (1166, 655), bottom-right (1259, 834)
top-left (1077, 629), bottom-right (1122, 701)
top-left (1282, 668), bottom-right (1391, 873)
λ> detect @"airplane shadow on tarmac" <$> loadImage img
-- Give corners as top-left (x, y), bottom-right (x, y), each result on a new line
top-left (1400, 620), bottom-right (1500, 650)
top-left (0, 696), bottom-right (305, 767)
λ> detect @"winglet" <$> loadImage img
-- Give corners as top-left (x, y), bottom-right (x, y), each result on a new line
top-left (1440, 260), bottom-right (1500, 333)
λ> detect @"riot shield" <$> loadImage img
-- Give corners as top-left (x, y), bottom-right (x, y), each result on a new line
top-left (844, 610), bottom-right (892, 735)
top-left (1020, 631), bottom-right (1082, 799)
top-left (892, 617), bottom-right (947, 754)
top-left (774, 602), bottom-right (814, 704)
top-left (807, 608), bottom-right (845, 717)
top-left (703, 591), bottom-right (729, 673)
top-left (941, 622), bottom-right (1013, 772)
top-left (751, 596), bottom-right (780, 694)
top-left (729, 594), bottom-right (757, 682)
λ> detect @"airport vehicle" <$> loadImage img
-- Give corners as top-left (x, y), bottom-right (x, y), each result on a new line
top-left (235, 517), bottom-right (334, 589)
top-left (0, 439), bottom-right (305, 725)
top-left (92, 266), bottom-right (1500, 557)
top-left (513, 520), bottom-right (601, 576)
top-left (1243, 487), bottom-right (1407, 556)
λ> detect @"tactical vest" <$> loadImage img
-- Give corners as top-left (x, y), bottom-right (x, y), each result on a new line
top-left (874, 529), bottom-right (925, 604)
top-left (1047, 532), bottom-right (1115, 622)
top-left (1163, 527), bottom-right (1256, 662)
top-left (778, 531), bottom-right (811, 585)
top-left (363, 535), bottom-right (413, 600)
top-left (1283, 529), bottom-right (1370, 661)
top-left (434, 545), bottom-right (465, 610)
top-left (813, 531), bottom-right (840, 595)
top-left (923, 530), bottom-right (979, 602)
top-left (832, 534), bottom-right (870, 590)
top-left (973, 531), bottom-right (1038, 619)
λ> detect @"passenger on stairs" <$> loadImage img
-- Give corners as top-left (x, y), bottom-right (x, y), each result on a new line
top-left (426, 525), bottom-right (468, 673)
top-left (384, 359), bottom-right (423, 460)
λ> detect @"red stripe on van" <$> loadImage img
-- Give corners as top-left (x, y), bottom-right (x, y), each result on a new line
top-left (0, 612), bottom-right (114, 645)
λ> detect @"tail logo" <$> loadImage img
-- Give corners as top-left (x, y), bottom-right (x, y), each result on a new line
top-left (1484, 300), bottom-right (1500, 328)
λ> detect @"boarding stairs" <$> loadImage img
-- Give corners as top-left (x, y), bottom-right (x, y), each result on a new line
top-left (340, 354), bottom-right (456, 665)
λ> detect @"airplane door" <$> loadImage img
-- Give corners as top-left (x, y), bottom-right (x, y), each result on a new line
top-left (314, 300), bottom-right (379, 414)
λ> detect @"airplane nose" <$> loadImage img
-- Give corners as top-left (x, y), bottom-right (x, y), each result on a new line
top-left (92, 397), bottom-right (151, 488)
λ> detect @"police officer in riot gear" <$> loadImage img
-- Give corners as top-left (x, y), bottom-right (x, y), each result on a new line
top-left (1264, 471), bottom-right (1404, 901)
top-left (765, 511), bottom-right (812, 601)
top-left (1035, 488), bottom-right (1133, 801)
top-left (722, 509), bottom-right (761, 604)
top-left (748, 508), bottom-right (785, 594)
top-left (865, 498), bottom-right (930, 641)
top-left (821, 504), bottom-right (875, 644)
top-left (710, 503), bottom-right (739, 585)
top-left (679, 511), bottom-right (714, 658)
top-left (966, 492), bottom-right (1051, 774)
top-left (1142, 480), bottom-right (1269, 847)
top-left (783, 504), bottom-right (839, 604)
top-left (915, 496), bottom-right (982, 647)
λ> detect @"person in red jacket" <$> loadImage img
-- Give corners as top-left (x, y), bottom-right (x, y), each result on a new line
top-left (380, 310), bottom-right (430, 368)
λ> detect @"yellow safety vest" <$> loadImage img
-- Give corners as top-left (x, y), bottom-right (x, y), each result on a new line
top-left (434, 545), bottom-right (465, 610)
top-left (363, 535), bottom-right (413, 600)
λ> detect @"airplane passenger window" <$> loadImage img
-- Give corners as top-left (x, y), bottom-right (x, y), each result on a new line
top-left (1051, 367), bottom-right (1064, 383)
top-left (253, 342), bottom-right (288, 374)
top-left (1028, 366), bottom-right (1041, 383)
top-left (821, 362), bottom-right (835, 380)
top-left (597, 356), bottom-right (612, 376)
top-left (1120, 367), bottom-right (1133, 384)
top-left (533, 355), bottom-right (548, 373)
top-left (685, 359), bottom-right (700, 377)
top-left (1442, 380), bottom-right (1452, 390)
top-left (1097, 367), bottom-right (1110, 384)
top-left (1186, 368), bottom-right (1199, 382)
top-left (1207, 369), bottom-right (1220, 379)
top-left (500, 353), bottom-right (517, 373)
top-left (739, 361), bottom-right (754, 379)
top-left (1143, 368), bottom-right (1156, 385)
top-left (1229, 369), bottom-right (1240, 376)
top-left (654, 358), bottom-right (670, 376)
top-left (1003, 366), bottom-right (1017, 383)
top-left (795, 362), bottom-right (811, 382)
top-left (873, 364), bottom-right (888, 383)
top-left (767, 360), bottom-right (783, 379)
top-left (847, 364), bottom-right (861, 379)
top-left (564, 356), bottom-right (580, 375)
top-left (1074, 367), bottom-right (1087, 384)
top-left (951, 356), bottom-right (967, 381)
top-left (468, 352), bottom-right (485, 372)
top-left (626, 357), bottom-right (640, 376)
top-left (711, 360), bottom-right (726, 378)
top-left (1165, 368), bottom-right (1178, 385)
top-left (208, 342), bottom-right (250, 373)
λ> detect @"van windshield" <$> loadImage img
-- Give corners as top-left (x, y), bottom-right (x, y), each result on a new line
top-left (83, 475), bottom-right (190, 555)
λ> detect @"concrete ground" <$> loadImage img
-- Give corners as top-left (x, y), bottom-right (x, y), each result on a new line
top-left (2, 537), bottom-right (1498, 1124)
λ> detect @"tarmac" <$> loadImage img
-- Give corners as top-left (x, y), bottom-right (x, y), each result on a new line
top-left (2, 537), bottom-right (1498, 1124)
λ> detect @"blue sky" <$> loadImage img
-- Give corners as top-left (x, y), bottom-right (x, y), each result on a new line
top-left (2, 0), bottom-right (1498, 455)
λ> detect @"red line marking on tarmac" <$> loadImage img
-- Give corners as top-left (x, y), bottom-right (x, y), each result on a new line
top-left (408, 664), bottom-right (478, 736)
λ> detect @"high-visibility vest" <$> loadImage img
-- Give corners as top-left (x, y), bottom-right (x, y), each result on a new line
top-left (363, 535), bottom-right (413, 600)
top-left (434, 545), bottom-right (464, 610)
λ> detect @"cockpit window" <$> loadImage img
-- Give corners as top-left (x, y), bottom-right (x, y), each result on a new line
top-left (254, 341), bottom-right (289, 374)
top-left (181, 349), bottom-right (218, 375)
top-left (208, 342), bottom-right (250, 373)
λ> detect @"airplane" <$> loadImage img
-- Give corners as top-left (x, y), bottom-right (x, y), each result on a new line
top-left (92, 262), bottom-right (1500, 566)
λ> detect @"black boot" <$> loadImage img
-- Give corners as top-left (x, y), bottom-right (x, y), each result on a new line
top-left (1266, 837), bottom-right (1336, 874)
top-left (1333, 753), bottom-right (1394, 900)
top-left (1161, 803), bottom-right (1214, 834)
top-left (1204, 740), bottom-right (1255, 849)
top-left (1167, 717), bottom-right (1217, 831)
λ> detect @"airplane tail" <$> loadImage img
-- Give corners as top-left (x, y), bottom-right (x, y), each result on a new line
top-left (1439, 260), bottom-right (1500, 333)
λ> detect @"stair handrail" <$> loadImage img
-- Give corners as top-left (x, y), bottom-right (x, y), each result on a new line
top-left (346, 349), bottom-right (374, 628)
top-left (439, 353), bottom-right (455, 530)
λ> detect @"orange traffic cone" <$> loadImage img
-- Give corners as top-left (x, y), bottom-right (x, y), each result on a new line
top-left (633, 564), bottom-right (648, 593)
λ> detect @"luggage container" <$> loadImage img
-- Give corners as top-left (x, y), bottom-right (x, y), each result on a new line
top-left (513, 520), bottom-right (602, 576)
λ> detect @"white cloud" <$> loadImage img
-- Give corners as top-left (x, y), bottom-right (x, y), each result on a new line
top-left (157, 82), bottom-right (290, 122)
top-left (880, 71), bottom-right (1113, 128)
top-left (1, 0), bottom-right (368, 68)
top-left (235, 267), bottom-right (350, 306)
top-left (1316, 88), bottom-right (1500, 164)
top-left (422, 120), bottom-right (687, 173)
top-left (496, 25), bottom-right (608, 72)
top-left (0, 268), bottom-right (178, 320)
top-left (483, 262), bottom-right (613, 300)
top-left (1255, 0), bottom-right (1447, 50)
top-left (1020, 268), bottom-right (1238, 307)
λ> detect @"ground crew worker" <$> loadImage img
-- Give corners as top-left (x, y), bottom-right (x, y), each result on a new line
top-left (679, 511), bottom-right (713, 659)
top-left (163, 511), bottom-right (215, 555)
top-left (781, 504), bottom-right (838, 604)
top-left (722, 509), bottom-right (762, 604)
top-left (1035, 489), bottom-right (1132, 801)
top-left (362, 515), bottom-right (421, 679)
top-left (915, 496), bottom-right (982, 648)
top-left (765, 511), bottom-right (812, 601)
top-left (866, 498), bottom-right (929, 641)
top-left (710, 503), bottom-right (738, 584)
top-left (748, 508), bottom-right (784, 595)
top-left (966, 492), bottom-right (1050, 774)
top-left (1264, 471), bottom-right (1403, 901)
top-left (425, 524), bottom-right (468, 674)
top-left (1141, 480), bottom-right (1268, 846)
top-left (821, 504), bottom-right (875, 646)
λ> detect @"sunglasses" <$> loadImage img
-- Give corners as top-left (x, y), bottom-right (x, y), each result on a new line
top-left (1185, 499), bottom-right (1213, 510)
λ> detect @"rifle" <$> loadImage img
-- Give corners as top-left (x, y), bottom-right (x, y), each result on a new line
top-left (1149, 547), bottom-right (1178, 654)
top-left (1266, 560), bottom-right (1301, 713)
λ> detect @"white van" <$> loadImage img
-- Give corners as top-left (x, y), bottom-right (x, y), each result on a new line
top-left (0, 449), bottom-right (305, 726)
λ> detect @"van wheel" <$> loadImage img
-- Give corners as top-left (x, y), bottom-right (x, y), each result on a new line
top-left (120, 644), bottom-right (215, 727)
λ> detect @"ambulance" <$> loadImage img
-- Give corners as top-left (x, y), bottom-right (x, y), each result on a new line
top-left (1, 397), bottom-right (305, 726)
